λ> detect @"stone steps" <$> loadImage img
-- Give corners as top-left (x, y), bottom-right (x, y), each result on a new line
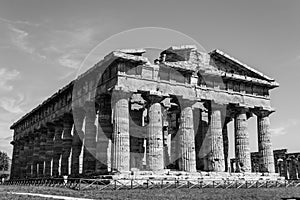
top-left (111, 170), bottom-right (284, 182)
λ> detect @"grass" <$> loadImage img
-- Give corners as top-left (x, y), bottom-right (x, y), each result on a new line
top-left (1, 185), bottom-right (300, 199)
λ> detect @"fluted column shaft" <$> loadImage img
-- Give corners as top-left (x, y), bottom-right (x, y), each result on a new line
top-left (178, 103), bottom-right (196, 172)
top-left (207, 103), bottom-right (225, 172)
top-left (11, 141), bottom-right (20, 179)
top-left (71, 108), bottom-right (84, 176)
top-left (32, 133), bottom-right (40, 177)
top-left (61, 114), bottom-right (73, 176)
top-left (38, 128), bottom-right (47, 177)
top-left (10, 141), bottom-right (17, 179)
top-left (146, 98), bottom-right (164, 171)
top-left (257, 111), bottom-right (275, 173)
top-left (96, 97), bottom-right (112, 173)
top-left (22, 137), bottom-right (30, 178)
top-left (26, 135), bottom-right (34, 177)
top-left (83, 102), bottom-right (97, 174)
top-left (45, 123), bottom-right (55, 177)
top-left (112, 94), bottom-right (130, 172)
top-left (222, 118), bottom-right (231, 172)
top-left (52, 121), bottom-right (63, 177)
top-left (235, 108), bottom-right (251, 172)
top-left (18, 140), bottom-right (25, 178)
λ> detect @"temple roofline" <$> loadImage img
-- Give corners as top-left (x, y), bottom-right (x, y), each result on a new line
top-left (209, 49), bottom-right (276, 83)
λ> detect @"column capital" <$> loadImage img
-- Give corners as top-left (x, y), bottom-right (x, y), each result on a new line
top-left (145, 94), bottom-right (165, 104)
top-left (130, 93), bottom-right (147, 110)
top-left (177, 97), bottom-right (197, 109)
top-left (230, 106), bottom-right (254, 119)
top-left (253, 109), bottom-right (274, 118)
top-left (111, 89), bottom-right (132, 105)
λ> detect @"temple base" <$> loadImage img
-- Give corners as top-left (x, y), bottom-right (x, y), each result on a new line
top-left (110, 170), bottom-right (284, 182)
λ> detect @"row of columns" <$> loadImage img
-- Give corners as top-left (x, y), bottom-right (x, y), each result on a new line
top-left (10, 93), bottom-right (275, 179)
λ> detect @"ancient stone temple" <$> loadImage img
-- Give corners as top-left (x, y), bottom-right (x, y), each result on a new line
top-left (9, 45), bottom-right (279, 179)
top-left (252, 149), bottom-right (300, 180)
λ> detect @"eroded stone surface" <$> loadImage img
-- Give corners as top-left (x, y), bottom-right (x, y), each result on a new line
top-left (61, 116), bottom-right (73, 176)
top-left (178, 106), bottom-right (196, 172)
top-left (235, 109), bottom-right (251, 172)
top-left (146, 102), bottom-right (164, 171)
top-left (257, 111), bottom-right (275, 173)
top-left (112, 97), bottom-right (130, 172)
top-left (208, 108), bottom-right (225, 172)
top-left (83, 102), bottom-right (97, 174)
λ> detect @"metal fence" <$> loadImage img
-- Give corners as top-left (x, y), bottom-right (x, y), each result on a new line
top-left (2, 178), bottom-right (300, 191)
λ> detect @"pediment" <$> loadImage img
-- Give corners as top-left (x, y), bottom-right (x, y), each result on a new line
top-left (209, 49), bottom-right (275, 82)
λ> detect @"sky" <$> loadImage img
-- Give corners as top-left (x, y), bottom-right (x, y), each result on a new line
top-left (0, 0), bottom-right (299, 158)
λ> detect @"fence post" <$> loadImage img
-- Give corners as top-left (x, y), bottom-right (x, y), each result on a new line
top-left (114, 180), bottom-right (117, 190)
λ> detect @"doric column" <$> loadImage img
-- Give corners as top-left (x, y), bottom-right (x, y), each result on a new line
top-left (198, 110), bottom-right (210, 171)
top-left (44, 123), bottom-right (55, 177)
top-left (162, 105), bottom-right (170, 169)
top-left (256, 110), bottom-right (275, 173)
top-left (206, 102), bottom-right (225, 172)
top-left (10, 141), bottom-right (16, 179)
top-left (61, 113), bottom-right (73, 176)
top-left (96, 96), bottom-right (113, 173)
top-left (146, 95), bottom-right (164, 171)
top-left (112, 91), bottom-right (130, 172)
top-left (10, 140), bottom-right (20, 179)
top-left (83, 102), bottom-right (97, 174)
top-left (129, 93), bottom-right (147, 170)
top-left (222, 117), bottom-right (231, 172)
top-left (26, 134), bottom-right (34, 177)
top-left (18, 139), bottom-right (25, 178)
top-left (32, 132), bottom-right (40, 177)
top-left (52, 120), bottom-right (63, 177)
top-left (38, 128), bottom-right (47, 177)
top-left (169, 108), bottom-right (180, 170)
top-left (178, 99), bottom-right (196, 172)
top-left (22, 135), bottom-right (30, 178)
top-left (234, 108), bottom-right (251, 172)
top-left (71, 108), bottom-right (85, 176)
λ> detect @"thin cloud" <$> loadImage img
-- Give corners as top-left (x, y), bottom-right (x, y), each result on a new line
top-left (58, 53), bottom-right (82, 69)
top-left (0, 95), bottom-right (24, 114)
top-left (8, 25), bottom-right (46, 59)
top-left (0, 16), bottom-right (40, 27)
top-left (0, 68), bottom-right (20, 91)
top-left (271, 119), bottom-right (299, 136)
top-left (45, 28), bottom-right (96, 69)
